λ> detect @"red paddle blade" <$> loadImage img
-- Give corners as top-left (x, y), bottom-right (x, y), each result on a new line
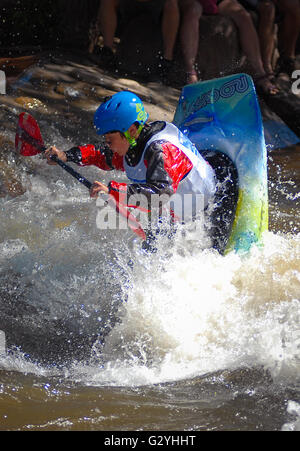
top-left (16, 112), bottom-right (44, 156)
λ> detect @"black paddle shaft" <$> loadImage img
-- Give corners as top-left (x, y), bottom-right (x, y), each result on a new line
top-left (49, 154), bottom-right (92, 190)
top-left (18, 127), bottom-right (93, 190)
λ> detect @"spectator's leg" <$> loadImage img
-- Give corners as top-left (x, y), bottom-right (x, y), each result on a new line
top-left (179, 0), bottom-right (203, 84)
top-left (218, 0), bottom-right (279, 94)
top-left (257, 0), bottom-right (276, 76)
top-left (100, 0), bottom-right (120, 50)
top-left (162, 0), bottom-right (180, 61)
top-left (278, 0), bottom-right (300, 59)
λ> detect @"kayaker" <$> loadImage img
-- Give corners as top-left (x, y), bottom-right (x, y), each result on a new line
top-left (45, 91), bottom-right (216, 234)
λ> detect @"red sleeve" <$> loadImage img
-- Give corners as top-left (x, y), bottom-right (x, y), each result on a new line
top-left (108, 180), bottom-right (128, 204)
top-left (78, 145), bottom-right (125, 171)
top-left (161, 142), bottom-right (193, 192)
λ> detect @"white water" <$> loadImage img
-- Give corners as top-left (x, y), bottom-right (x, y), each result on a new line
top-left (0, 151), bottom-right (299, 391)
top-left (282, 401), bottom-right (300, 431)
top-left (84, 231), bottom-right (300, 387)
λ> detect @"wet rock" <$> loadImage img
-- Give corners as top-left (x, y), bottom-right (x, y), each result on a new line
top-left (262, 74), bottom-right (300, 138)
top-left (117, 15), bottom-right (162, 80)
top-left (15, 96), bottom-right (47, 110)
top-left (0, 55), bottom-right (39, 78)
top-left (259, 99), bottom-right (300, 149)
top-left (0, 51), bottom-right (179, 147)
top-left (55, 84), bottom-right (82, 99)
top-left (0, 45), bottom-right (297, 182)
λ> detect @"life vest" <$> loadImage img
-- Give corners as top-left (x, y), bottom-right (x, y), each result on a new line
top-left (124, 121), bottom-right (216, 220)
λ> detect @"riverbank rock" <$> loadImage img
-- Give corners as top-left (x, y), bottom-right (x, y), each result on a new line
top-left (117, 15), bottom-right (241, 84)
top-left (0, 9), bottom-right (299, 141)
top-left (0, 49), bottom-right (181, 198)
top-left (263, 73), bottom-right (300, 138)
top-left (1, 50), bottom-right (179, 138)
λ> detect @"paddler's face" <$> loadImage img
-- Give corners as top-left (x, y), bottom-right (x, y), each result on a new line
top-left (104, 132), bottom-right (129, 156)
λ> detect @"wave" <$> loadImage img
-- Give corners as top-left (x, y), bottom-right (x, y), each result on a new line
top-left (1, 228), bottom-right (299, 388)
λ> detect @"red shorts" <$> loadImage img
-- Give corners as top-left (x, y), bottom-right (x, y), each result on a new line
top-left (198, 0), bottom-right (219, 14)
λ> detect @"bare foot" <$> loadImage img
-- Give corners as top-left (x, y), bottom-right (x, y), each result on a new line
top-left (254, 74), bottom-right (280, 96)
top-left (186, 70), bottom-right (198, 84)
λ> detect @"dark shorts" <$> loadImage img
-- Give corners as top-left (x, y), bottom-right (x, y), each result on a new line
top-left (119, 0), bottom-right (166, 25)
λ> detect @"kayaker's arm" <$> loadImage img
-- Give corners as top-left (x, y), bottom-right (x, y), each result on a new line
top-left (69, 144), bottom-right (125, 171)
top-left (64, 147), bottom-right (83, 165)
top-left (45, 146), bottom-right (68, 165)
top-left (46, 145), bottom-right (125, 171)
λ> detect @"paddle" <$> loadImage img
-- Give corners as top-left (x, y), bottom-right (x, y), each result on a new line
top-left (16, 112), bottom-right (93, 189)
top-left (15, 112), bottom-right (146, 241)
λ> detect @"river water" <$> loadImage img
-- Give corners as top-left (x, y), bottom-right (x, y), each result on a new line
top-left (0, 68), bottom-right (300, 431)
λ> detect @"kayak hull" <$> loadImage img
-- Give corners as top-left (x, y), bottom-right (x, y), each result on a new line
top-left (173, 73), bottom-right (268, 254)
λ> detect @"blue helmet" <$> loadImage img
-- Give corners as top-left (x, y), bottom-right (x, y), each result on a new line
top-left (94, 91), bottom-right (149, 135)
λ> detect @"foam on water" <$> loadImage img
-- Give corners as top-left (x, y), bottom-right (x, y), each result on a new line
top-left (282, 401), bottom-right (300, 431)
top-left (82, 231), bottom-right (300, 387)
top-left (0, 150), bottom-right (299, 390)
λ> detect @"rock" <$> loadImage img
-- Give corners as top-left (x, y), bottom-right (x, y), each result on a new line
top-left (0, 45), bottom-right (298, 152)
top-left (117, 15), bottom-right (241, 83)
top-left (15, 96), bottom-right (47, 110)
top-left (259, 99), bottom-right (300, 149)
top-left (262, 70), bottom-right (300, 138)
top-left (117, 15), bottom-right (163, 79)
top-left (0, 55), bottom-right (39, 77)
top-left (55, 0), bottom-right (100, 50)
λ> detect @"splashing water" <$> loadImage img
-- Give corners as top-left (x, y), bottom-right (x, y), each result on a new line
top-left (0, 122), bottom-right (299, 431)
top-left (1, 173), bottom-right (299, 388)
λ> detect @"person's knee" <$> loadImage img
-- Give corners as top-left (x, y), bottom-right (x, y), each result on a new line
top-left (101, 0), bottom-right (119, 11)
top-left (258, 0), bottom-right (275, 23)
top-left (233, 7), bottom-right (253, 27)
top-left (165, 0), bottom-right (179, 7)
top-left (258, 0), bottom-right (275, 15)
top-left (180, 0), bottom-right (203, 19)
top-left (164, 0), bottom-right (180, 15)
top-left (190, 0), bottom-right (203, 17)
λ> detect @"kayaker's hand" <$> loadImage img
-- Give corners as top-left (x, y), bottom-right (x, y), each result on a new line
top-left (90, 181), bottom-right (109, 198)
top-left (45, 146), bottom-right (67, 165)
